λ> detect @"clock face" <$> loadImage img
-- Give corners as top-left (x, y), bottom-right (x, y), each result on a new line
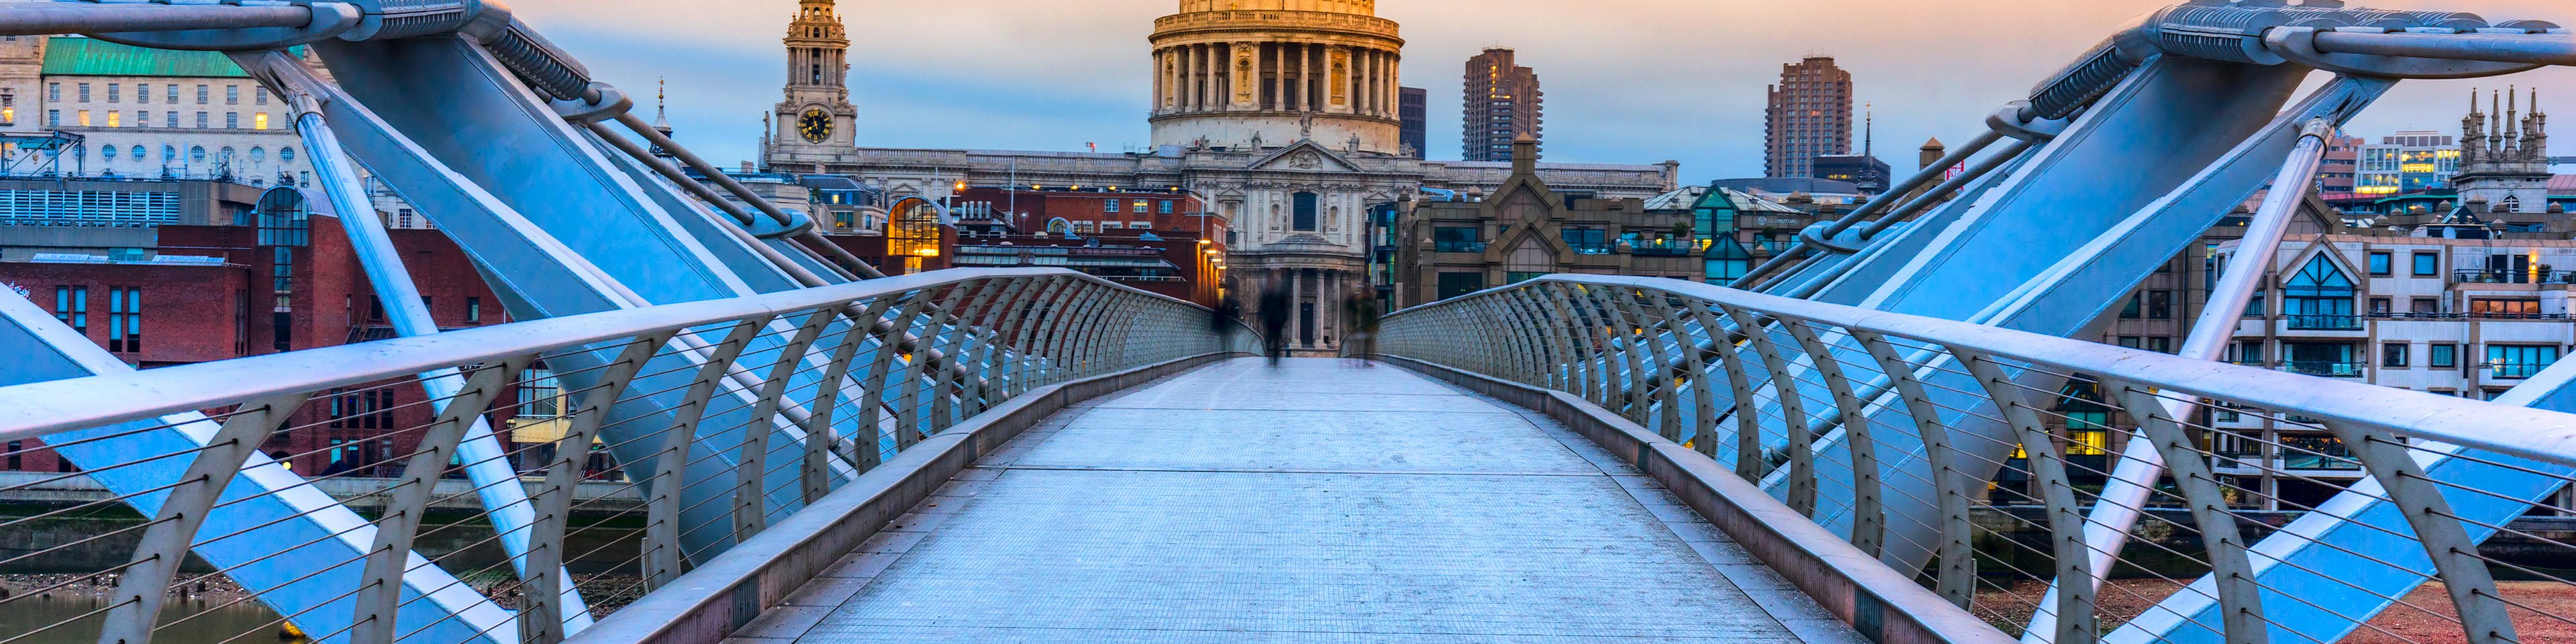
top-left (798, 109), bottom-right (832, 144)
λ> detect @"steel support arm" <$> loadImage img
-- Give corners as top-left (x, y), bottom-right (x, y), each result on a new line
top-left (2312, 30), bottom-right (2576, 67)
top-left (0, 3), bottom-right (313, 37)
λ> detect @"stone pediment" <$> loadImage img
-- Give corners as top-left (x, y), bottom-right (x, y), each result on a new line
top-left (1248, 141), bottom-right (1360, 173)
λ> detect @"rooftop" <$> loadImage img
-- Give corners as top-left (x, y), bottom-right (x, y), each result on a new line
top-left (40, 36), bottom-right (258, 78)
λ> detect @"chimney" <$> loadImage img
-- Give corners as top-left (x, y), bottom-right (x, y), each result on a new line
top-left (1510, 133), bottom-right (1537, 175)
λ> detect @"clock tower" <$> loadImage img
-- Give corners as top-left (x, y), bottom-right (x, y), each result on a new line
top-left (771, 0), bottom-right (854, 155)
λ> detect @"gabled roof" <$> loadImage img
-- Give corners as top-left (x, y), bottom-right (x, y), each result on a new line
top-left (1245, 140), bottom-right (1361, 173)
top-left (42, 36), bottom-right (258, 78)
top-left (1642, 185), bottom-right (1707, 211)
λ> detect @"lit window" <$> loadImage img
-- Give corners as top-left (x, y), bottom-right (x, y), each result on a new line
top-left (104, 111), bottom-right (117, 127)
top-left (254, 113), bottom-right (268, 129)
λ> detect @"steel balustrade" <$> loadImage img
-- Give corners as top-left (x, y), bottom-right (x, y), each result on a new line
top-left (0, 268), bottom-right (1252, 644)
top-left (1374, 275), bottom-right (2576, 644)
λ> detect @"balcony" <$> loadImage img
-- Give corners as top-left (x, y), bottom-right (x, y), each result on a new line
top-left (2280, 362), bottom-right (2365, 378)
top-left (2285, 315), bottom-right (2363, 331)
top-left (1567, 242), bottom-right (1613, 256)
top-left (1628, 239), bottom-right (1696, 256)
top-left (2489, 362), bottom-right (2555, 380)
top-left (2453, 269), bottom-right (2575, 284)
top-left (1432, 241), bottom-right (1487, 254)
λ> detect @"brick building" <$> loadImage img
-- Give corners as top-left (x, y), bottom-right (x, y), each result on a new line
top-left (1, 191), bottom-right (524, 476)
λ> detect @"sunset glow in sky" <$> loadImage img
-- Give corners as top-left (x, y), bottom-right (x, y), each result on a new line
top-left (511, 0), bottom-right (2575, 182)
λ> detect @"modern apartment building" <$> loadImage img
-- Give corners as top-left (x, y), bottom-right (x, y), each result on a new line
top-left (1763, 56), bottom-right (1852, 179)
top-left (1460, 48), bottom-right (1540, 162)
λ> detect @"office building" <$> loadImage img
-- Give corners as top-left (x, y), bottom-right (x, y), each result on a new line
top-left (1811, 154), bottom-right (1891, 195)
top-left (2357, 131), bottom-right (2461, 195)
top-left (1765, 56), bottom-right (1852, 179)
top-left (1460, 48), bottom-right (1541, 162)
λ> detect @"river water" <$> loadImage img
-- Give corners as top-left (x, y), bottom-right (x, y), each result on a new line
top-left (0, 595), bottom-right (308, 644)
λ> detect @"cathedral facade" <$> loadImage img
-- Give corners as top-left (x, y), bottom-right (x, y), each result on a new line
top-left (761, 0), bottom-right (1678, 354)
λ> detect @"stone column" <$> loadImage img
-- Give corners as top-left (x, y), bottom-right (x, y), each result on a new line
top-left (1291, 267), bottom-right (1306, 347)
top-left (1322, 269), bottom-right (1340, 347)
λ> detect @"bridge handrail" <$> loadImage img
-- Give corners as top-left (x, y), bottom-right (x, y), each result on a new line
top-left (1378, 274), bottom-right (2576, 644)
top-left (1389, 275), bottom-right (2576, 466)
top-left (0, 268), bottom-right (1186, 441)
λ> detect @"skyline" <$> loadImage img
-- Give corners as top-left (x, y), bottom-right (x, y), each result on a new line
top-left (515, 0), bottom-right (2576, 182)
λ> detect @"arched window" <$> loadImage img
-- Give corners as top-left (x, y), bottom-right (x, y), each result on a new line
top-left (279, 146), bottom-right (295, 162)
top-left (130, 145), bottom-right (144, 159)
top-left (101, 145), bottom-right (117, 160)
top-left (1291, 192), bottom-right (1318, 231)
top-left (2283, 254), bottom-right (2357, 329)
top-left (250, 146), bottom-right (266, 163)
top-left (189, 146), bottom-right (205, 163)
top-left (162, 145), bottom-right (176, 161)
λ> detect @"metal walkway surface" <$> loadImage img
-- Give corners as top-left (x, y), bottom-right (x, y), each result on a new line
top-left (738, 358), bottom-right (1863, 644)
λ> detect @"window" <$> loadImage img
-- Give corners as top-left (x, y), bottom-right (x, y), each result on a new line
top-left (2412, 252), bottom-right (2440, 276)
top-left (2430, 343), bottom-right (2458, 369)
top-left (1562, 228), bottom-right (1609, 254)
top-left (2121, 293), bottom-right (2142, 319)
top-left (190, 146), bottom-right (205, 162)
top-left (2487, 345), bottom-right (2560, 380)
top-left (250, 146), bottom-right (265, 163)
top-left (254, 87), bottom-right (268, 106)
top-left (226, 85), bottom-right (239, 105)
top-left (2148, 336), bottom-right (2173, 354)
top-left (1159, 201), bottom-right (1174, 214)
top-left (2367, 252), bottom-right (2391, 276)
top-left (197, 85), bottom-right (208, 104)
top-left (2146, 290), bottom-right (2173, 319)
top-left (2118, 336), bottom-right (2142, 349)
top-left (1103, 199), bottom-right (1120, 213)
top-left (48, 83), bottom-right (58, 103)
top-left (2230, 341), bottom-right (2264, 364)
top-left (2052, 382), bottom-right (2114, 456)
top-left (165, 84), bottom-right (177, 103)
top-left (1507, 272), bottom-right (1546, 284)
top-left (104, 111), bottom-right (118, 127)
top-left (196, 111), bottom-right (207, 128)
top-left (1436, 272), bottom-right (1485, 301)
top-left (396, 208), bottom-right (413, 229)
top-left (45, 109), bottom-right (56, 127)
top-left (253, 113), bottom-right (268, 129)
top-left (466, 297), bottom-right (482, 323)
top-left (1432, 227), bottom-right (1483, 253)
top-left (226, 113), bottom-right (238, 129)
top-left (5, 441), bottom-right (16, 471)
top-left (106, 83), bottom-right (118, 103)
top-left (2369, 297), bottom-right (2391, 315)
top-left (77, 110), bottom-right (89, 127)
top-left (2471, 299), bottom-right (2542, 317)
top-left (77, 83), bottom-right (89, 102)
top-left (164, 111), bottom-right (177, 128)
top-left (162, 145), bottom-right (176, 162)
top-left (1132, 201), bottom-right (1147, 214)
top-left (280, 146), bottom-right (295, 162)
top-left (2284, 342), bottom-right (2359, 377)
top-left (2412, 298), bottom-right (2439, 314)
top-left (2284, 256), bottom-right (2357, 329)
top-left (1291, 192), bottom-right (1319, 231)
top-left (53, 286), bottom-right (87, 333)
top-left (2383, 343), bottom-right (2410, 368)
top-left (519, 366), bottom-right (562, 419)
top-left (107, 287), bottom-right (141, 353)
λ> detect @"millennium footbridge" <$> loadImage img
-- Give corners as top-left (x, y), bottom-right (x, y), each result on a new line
top-left (3, 2), bottom-right (2576, 644)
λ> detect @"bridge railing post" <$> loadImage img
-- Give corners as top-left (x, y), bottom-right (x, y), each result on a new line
top-left (519, 332), bottom-right (669, 644)
top-left (1850, 330), bottom-right (1975, 608)
top-left (1722, 305), bottom-right (1818, 517)
top-left (95, 393), bottom-right (311, 644)
top-left (734, 309), bottom-right (841, 542)
top-left (644, 317), bottom-right (772, 590)
top-left (1952, 348), bottom-right (2097, 644)
top-left (352, 356), bottom-right (533, 644)
top-left (2097, 378), bottom-right (2270, 644)
top-left (1782, 317), bottom-right (1884, 557)
top-left (2321, 419), bottom-right (2521, 644)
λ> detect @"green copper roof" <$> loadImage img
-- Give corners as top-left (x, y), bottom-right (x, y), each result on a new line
top-left (41, 37), bottom-right (252, 78)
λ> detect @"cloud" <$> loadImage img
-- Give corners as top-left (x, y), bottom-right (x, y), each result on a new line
top-left (513, 0), bottom-right (2573, 183)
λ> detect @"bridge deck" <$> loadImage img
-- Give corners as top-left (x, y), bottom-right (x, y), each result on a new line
top-left (742, 358), bottom-right (1860, 643)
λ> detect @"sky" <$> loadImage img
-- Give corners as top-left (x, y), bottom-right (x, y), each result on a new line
top-left (511, 0), bottom-right (2576, 184)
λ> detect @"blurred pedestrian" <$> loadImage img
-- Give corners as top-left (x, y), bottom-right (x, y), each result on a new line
top-left (1258, 276), bottom-right (1289, 367)
top-left (1341, 290), bottom-right (1379, 367)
